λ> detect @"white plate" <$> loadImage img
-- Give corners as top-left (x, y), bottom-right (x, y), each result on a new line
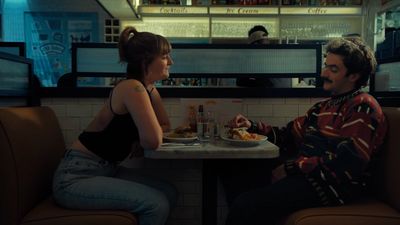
top-left (220, 134), bottom-right (268, 147)
top-left (163, 132), bottom-right (198, 143)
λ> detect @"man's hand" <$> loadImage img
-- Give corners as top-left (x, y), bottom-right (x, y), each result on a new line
top-left (271, 164), bottom-right (287, 184)
top-left (228, 114), bottom-right (251, 128)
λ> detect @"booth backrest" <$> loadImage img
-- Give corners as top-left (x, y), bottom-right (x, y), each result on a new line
top-left (380, 107), bottom-right (400, 211)
top-left (0, 106), bottom-right (65, 225)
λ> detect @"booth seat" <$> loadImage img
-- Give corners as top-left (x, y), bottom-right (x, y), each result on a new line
top-left (1, 106), bottom-right (399, 225)
top-left (283, 107), bottom-right (400, 225)
top-left (0, 106), bottom-right (138, 225)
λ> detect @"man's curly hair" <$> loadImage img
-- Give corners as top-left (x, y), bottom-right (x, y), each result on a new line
top-left (325, 37), bottom-right (377, 89)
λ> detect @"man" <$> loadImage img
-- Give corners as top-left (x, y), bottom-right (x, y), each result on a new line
top-left (224, 37), bottom-right (387, 225)
top-left (248, 25), bottom-right (269, 45)
top-left (236, 25), bottom-right (273, 87)
top-left (236, 25), bottom-right (291, 88)
top-left (236, 25), bottom-right (274, 87)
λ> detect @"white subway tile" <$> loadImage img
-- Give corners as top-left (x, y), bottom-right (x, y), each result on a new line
top-left (285, 98), bottom-right (311, 104)
top-left (273, 105), bottom-right (299, 117)
top-left (247, 104), bottom-right (273, 117)
top-left (64, 130), bottom-right (79, 147)
top-left (40, 98), bottom-right (53, 105)
top-left (78, 98), bottom-right (104, 104)
top-left (66, 104), bottom-right (92, 117)
top-left (58, 117), bottom-right (80, 130)
top-left (52, 98), bottom-right (80, 104)
top-left (163, 98), bottom-right (181, 104)
top-left (169, 104), bottom-right (184, 117)
top-left (47, 105), bottom-right (67, 117)
top-left (311, 97), bottom-right (325, 104)
top-left (261, 98), bottom-right (285, 104)
top-left (298, 104), bottom-right (313, 116)
top-left (242, 98), bottom-right (261, 104)
top-left (79, 117), bottom-right (93, 130)
top-left (262, 117), bottom-right (288, 127)
top-left (170, 118), bottom-right (184, 129)
top-left (91, 104), bottom-right (104, 116)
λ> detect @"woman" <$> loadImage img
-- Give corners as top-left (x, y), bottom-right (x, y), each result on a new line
top-left (52, 26), bottom-right (177, 225)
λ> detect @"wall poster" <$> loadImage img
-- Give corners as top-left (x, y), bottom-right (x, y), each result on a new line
top-left (24, 12), bottom-right (98, 87)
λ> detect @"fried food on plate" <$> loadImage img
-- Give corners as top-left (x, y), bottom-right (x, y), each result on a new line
top-left (167, 125), bottom-right (196, 138)
top-left (228, 127), bottom-right (262, 141)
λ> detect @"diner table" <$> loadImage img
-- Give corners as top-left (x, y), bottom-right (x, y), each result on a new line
top-left (145, 138), bottom-right (279, 225)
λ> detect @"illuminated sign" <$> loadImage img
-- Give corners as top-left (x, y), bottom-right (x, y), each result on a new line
top-left (280, 7), bottom-right (362, 15)
top-left (139, 6), bottom-right (208, 14)
top-left (210, 7), bottom-right (278, 15)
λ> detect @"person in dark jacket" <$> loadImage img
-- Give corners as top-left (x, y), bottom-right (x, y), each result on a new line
top-left (236, 25), bottom-right (274, 87)
top-left (236, 25), bottom-right (291, 88)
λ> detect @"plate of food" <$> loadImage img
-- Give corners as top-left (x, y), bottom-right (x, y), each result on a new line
top-left (163, 126), bottom-right (198, 143)
top-left (220, 127), bottom-right (268, 147)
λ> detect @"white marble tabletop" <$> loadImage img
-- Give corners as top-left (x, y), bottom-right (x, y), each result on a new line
top-left (144, 139), bottom-right (279, 159)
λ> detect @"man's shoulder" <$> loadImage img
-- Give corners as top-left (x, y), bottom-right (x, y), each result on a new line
top-left (348, 92), bottom-right (385, 119)
top-left (351, 92), bottom-right (381, 108)
top-left (311, 97), bottom-right (330, 107)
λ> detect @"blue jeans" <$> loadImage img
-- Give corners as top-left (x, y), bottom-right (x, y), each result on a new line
top-left (52, 149), bottom-right (178, 225)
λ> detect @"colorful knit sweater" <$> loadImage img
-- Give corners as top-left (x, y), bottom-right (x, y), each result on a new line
top-left (265, 89), bottom-right (387, 206)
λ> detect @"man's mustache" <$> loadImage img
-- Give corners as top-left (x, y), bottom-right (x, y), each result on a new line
top-left (322, 77), bottom-right (332, 83)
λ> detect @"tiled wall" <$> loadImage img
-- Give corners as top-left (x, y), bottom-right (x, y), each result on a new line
top-left (41, 97), bottom-right (323, 225)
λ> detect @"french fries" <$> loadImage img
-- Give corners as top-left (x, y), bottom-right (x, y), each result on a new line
top-left (227, 128), bottom-right (262, 141)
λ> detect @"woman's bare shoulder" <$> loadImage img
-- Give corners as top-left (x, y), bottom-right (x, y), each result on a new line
top-left (114, 79), bottom-right (146, 94)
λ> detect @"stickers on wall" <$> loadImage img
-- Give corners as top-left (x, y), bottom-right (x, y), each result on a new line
top-left (24, 12), bottom-right (98, 87)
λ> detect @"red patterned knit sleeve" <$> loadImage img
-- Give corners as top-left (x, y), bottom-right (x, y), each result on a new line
top-left (339, 95), bottom-right (387, 161)
top-left (291, 94), bottom-right (387, 182)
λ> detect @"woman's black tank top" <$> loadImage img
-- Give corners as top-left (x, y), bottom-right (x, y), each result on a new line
top-left (78, 88), bottom-right (150, 162)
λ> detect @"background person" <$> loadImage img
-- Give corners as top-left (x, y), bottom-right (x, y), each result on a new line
top-left (236, 25), bottom-right (273, 87)
top-left (52, 26), bottom-right (177, 225)
top-left (224, 37), bottom-right (387, 225)
top-left (247, 25), bottom-right (270, 45)
top-left (236, 25), bottom-right (291, 88)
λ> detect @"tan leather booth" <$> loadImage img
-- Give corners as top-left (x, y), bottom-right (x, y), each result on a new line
top-left (0, 106), bottom-right (137, 225)
top-left (283, 107), bottom-right (400, 225)
top-left (1, 106), bottom-right (399, 225)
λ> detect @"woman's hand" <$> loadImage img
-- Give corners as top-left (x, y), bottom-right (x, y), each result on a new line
top-left (271, 164), bottom-right (287, 184)
top-left (228, 114), bottom-right (251, 128)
